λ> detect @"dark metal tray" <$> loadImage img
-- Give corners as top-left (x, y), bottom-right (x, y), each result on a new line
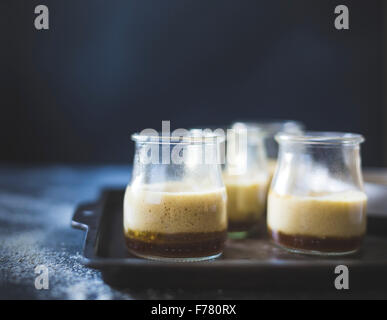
top-left (72, 188), bottom-right (387, 289)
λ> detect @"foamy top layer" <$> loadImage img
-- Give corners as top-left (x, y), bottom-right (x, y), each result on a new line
top-left (131, 179), bottom-right (225, 193)
top-left (223, 173), bottom-right (269, 187)
top-left (273, 190), bottom-right (367, 203)
top-left (131, 181), bottom-right (225, 195)
top-left (123, 183), bottom-right (227, 233)
top-left (267, 190), bottom-right (367, 237)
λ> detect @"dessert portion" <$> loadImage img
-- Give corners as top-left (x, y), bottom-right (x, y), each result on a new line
top-left (123, 182), bottom-right (227, 259)
top-left (223, 174), bottom-right (269, 232)
top-left (267, 190), bottom-right (367, 253)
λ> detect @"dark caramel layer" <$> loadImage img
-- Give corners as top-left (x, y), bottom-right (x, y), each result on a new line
top-left (269, 228), bottom-right (364, 253)
top-left (228, 218), bottom-right (263, 232)
top-left (124, 229), bottom-right (227, 258)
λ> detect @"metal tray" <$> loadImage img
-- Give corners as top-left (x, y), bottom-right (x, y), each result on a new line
top-left (72, 187), bottom-right (387, 289)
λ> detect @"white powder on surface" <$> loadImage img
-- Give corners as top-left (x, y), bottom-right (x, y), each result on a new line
top-left (0, 166), bottom-right (133, 300)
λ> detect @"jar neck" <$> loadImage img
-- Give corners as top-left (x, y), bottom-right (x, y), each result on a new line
top-left (134, 140), bottom-right (224, 166)
top-left (274, 141), bottom-right (364, 194)
top-left (225, 129), bottom-right (268, 177)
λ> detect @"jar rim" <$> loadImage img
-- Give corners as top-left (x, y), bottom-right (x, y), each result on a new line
top-left (232, 120), bottom-right (305, 136)
top-left (275, 131), bottom-right (365, 145)
top-left (231, 122), bottom-right (268, 137)
top-left (131, 131), bottom-right (224, 145)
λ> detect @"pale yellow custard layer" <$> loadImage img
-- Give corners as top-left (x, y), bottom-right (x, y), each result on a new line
top-left (267, 190), bottom-right (367, 238)
top-left (124, 183), bottom-right (227, 234)
top-left (223, 174), bottom-right (269, 223)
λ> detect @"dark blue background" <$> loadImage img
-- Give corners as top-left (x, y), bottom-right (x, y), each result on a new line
top-left (2, 0), bottom-right (384, 165)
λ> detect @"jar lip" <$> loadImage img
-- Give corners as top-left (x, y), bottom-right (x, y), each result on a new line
top-left (275, 131), bottom-right (365, 145)
top-left (232, 120), bottom-right (305, 136)
top-left (131, 131), bottom-right (224, 145)
top-left (231, 122), bottom-right (267, 137)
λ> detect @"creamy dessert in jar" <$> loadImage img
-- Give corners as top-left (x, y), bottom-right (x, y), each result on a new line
top-left (267, 190), bottom-right (367, 254)
top-left (223, 123), bottom-right (270, 236)
top-left (223, 173), bottom-right (269, 233)
top-left (123, 182), bottom-right (227, 260)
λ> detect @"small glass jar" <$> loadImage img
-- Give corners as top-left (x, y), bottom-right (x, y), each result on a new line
top-left (123, 130), bottom-right (227, 262)
top-left (267, 132), bottom-right (367, 255)
top-left (223, 123), bottom-right (270, 238)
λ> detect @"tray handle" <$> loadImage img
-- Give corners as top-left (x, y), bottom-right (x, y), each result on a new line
top-left (72, 203), bottom-right (97, 230)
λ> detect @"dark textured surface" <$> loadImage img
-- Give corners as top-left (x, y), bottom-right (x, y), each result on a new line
top-left (0, 165), bottom-right (132, 299)
top-left (1, 165), bottom-right (387, 299)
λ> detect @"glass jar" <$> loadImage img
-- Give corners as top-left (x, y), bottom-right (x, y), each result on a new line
top-left (267, 132), bottom-right (367, 255)
top-left (223, 123), bottom-right (270, 238)
top-left (123, 130), bottom-right (227, 262)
